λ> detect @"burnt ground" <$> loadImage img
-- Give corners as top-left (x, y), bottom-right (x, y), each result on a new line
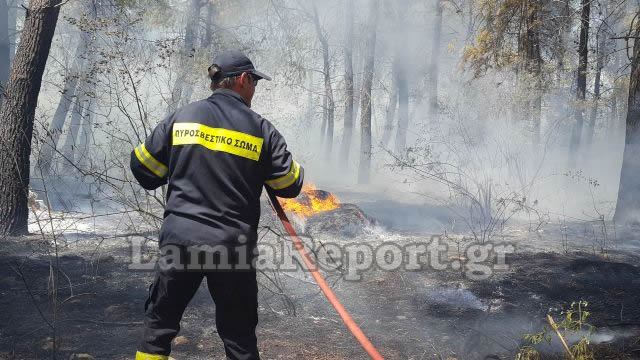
top-left (1, 231), bottom-right (640, 360)
top-left (0, 234), bottom-right (366, 360)
top-left (2, 193), bottom-right (640, 360)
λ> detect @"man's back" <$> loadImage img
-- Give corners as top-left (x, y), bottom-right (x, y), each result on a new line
top-left (131, 88), bottom-right (304, 248)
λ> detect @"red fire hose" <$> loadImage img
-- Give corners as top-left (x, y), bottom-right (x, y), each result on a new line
top-left (265, 188), bottom-right (384, 360)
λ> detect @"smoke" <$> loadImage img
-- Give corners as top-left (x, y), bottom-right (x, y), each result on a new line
top-left (12, 1), bottom-right (636, 358)
top-left (24, 0), bottom-right (631, 239)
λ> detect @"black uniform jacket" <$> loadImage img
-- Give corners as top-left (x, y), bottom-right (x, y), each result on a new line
top-left (130, 89), bottom-right (304, 248)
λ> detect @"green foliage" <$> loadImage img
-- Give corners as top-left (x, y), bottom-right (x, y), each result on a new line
top-left (515, 300), bottom-right (595, 360)
top-left (557, 301), bottom-right (595, 360)
top-left (557, 300), bottom-right (593, 333)
top-left (571, 337), bottom-right (595, 360)
top-left (523, 330), bottom-right (551, 345)
top-left (515, 328), bottom-right (550, 359)
top-left (515, 346), bottom-right (541, 360)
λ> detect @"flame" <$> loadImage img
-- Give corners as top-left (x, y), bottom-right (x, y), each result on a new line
top-left (280, 183), bottom-right (340, 218)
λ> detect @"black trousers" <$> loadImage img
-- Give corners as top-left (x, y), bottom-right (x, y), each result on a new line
top-left (138, 248), bottom-right (260, 360)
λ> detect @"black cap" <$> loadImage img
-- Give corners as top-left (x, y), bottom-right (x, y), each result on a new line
top-left (209, 50), bottom-right (272, 81)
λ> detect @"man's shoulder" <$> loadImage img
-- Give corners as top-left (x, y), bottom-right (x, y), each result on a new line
top-left (170, 99), bottom-right (223, 124)
top-left (254, 113), bottom-right (279, 133)
top-left (176, 99), bottom-right (211, 114)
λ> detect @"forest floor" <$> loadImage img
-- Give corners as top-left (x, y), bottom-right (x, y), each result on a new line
top-left (1, 188), bottom-right (640, 359)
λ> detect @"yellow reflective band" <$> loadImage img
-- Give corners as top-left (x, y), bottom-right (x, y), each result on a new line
top-left (135, 351), bottom-right (169, 360)
top-left (134, 143), bottom-right (168, 178)
top-left (172, 122), bottom-right (264, 161)
top-left (266, 160), bottom-right (301, 190)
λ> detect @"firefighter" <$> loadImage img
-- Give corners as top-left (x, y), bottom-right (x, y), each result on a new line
top-left (131, 50), bottom-right (304, 360)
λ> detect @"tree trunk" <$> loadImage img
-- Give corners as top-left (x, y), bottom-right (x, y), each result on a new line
top-left (166, 0), bottom-right (202, 114)
top-left (320, 95), bottom-right (327, 147)
top-left (614, 16), bottom-right (640, 224)
top-left (569, 0), bottom-right (590, 155)
top-left (521, 0), bottom-right (542, 144)
top-left (0, 0), bottom-right (62, 235)
top-left (340, 0), bottom-right (354, 167)
top-left (358, 0), bottom-right (379, 184)
top-left (555, 0), bottom-right (571, 77)
top-left (304, 69), bottom-right (315, 129)
top-left (36, 31), bottom-right (90, 176)
top-left (183, 0), bottom-right (200, 48)
top-left (381, 65), bottom-right (398, 147)
top-left (548, 0), bottom-right (573, 138)
top-left (611, 77), bottom-right (619, 134)
top-left (530, 77), bottom-right (542, 145)
top-left (311, 3), bottom-right (334, 158)
top-left (0, 0), bottom-right (9, 93)
top-left (393, 0), bottom-right (410, 153)
top-left (201, 0), bottom-right (215, 49)
top-left (75, 89), bottom-right (94, 170)
top-left (586, 30), bottom-right (605, 146)
top-left (395, 57), bottom-right (409, 153)
top-left (610, 42), bottom-right (622, 136)
top-left (61, 92), bottom-right (85, 170)
top-left (428, 0), bottom-right (442, 122)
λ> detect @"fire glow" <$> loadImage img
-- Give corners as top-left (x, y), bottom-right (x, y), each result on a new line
top-left (280, 183), bottom-right (341, 218)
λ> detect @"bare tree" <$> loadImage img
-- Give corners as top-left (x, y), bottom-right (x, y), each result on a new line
top-left (340, 0), bottom-right (354, 167)
top-left (554, 0), bottom-right (571, 75)
top-left (569, 0), bottom-right (591, 154)
top-left (166, 0), bottom-right (204, 113)
top-left (311, 2), bottom-right (334, 158)
top-left (520, 0), bottom-right (543, 144)
top-left (428, 0), bottom-right (443, 122)
top-left (61, 3), bottom-right (103, 172)
top-left (394, 70), bottom-right (409, 153)
top-left (381, 63), bottom-right (398, 147)
top-left (75, 85), bottom-right (95, 170)
top-left (0, 0), bottom-right (63, 235)
top-left (586, 27), bottom-right (606, 146)
top-left (394, 0), bottom-right (410, 154)
top-left (201, 0), bottom-right (216, 49)
top-left (610, 38), bottom-right (623, 135)
top-left (381, 0), bottom-right (409, 152)
top-left (614, 13), bottom-right (640, 224)
top-left (358, 0), bottom-right (379, 184)
top-left (36, 13), bottom-right (92, 176)
top-left (607, 0), bottom-right (628, 136)
top-left (61, 89), bottom-right (87, 170)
